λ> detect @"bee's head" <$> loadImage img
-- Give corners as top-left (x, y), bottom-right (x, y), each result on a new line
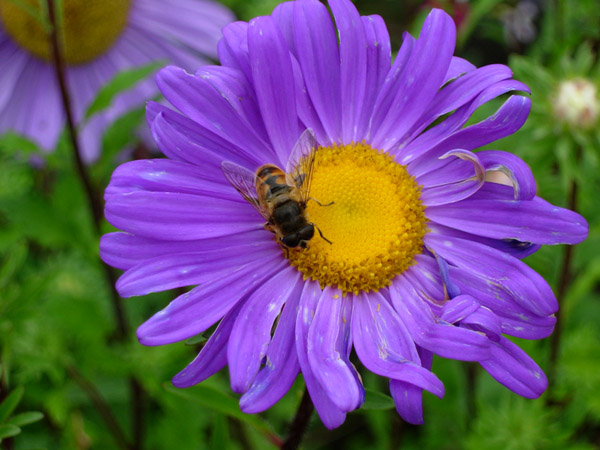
top-left (281, 224), bottom-right (314, 248)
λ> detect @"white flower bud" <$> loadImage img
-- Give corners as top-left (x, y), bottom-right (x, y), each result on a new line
top-left (553, 78), bottom-right (599, 129)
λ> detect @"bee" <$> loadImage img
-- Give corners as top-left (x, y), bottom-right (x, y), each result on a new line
top-left (221, 128), bottom-right (332, 255)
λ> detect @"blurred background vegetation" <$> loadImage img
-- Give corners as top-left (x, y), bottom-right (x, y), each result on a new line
top-left (1, 0), bottom-right (599, 448)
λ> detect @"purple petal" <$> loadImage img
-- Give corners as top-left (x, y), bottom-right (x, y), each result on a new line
top-left (391, 278), bottom-right (491, 361)
top-left (295, 281), bottom-right (346, 429)
top-left (420, 149), bottom-right (485, 206)
top-left (480, 337), bottom-right (547, 398)
top-left (443, 56), bottom-right (476, 83)
top-left (352, 291), bottom-right (445, 397)
top-left (428, 222), bottom-right (541, 260)
top-left (248, 16), bottom-right (301, 166)
top-left (399, 86), bottom-right (530, 167)
top-left (115, 244), bottom-right (279, 297)
top-left (240, 285), bottom-right (302, 413)
top-left (228, 267), bottom-right (301, 393)
top-left (440, 295), bottom-right (502, 341)
top-left (356, 14), bottom-right (391, 140)
top-left (407, 95), bottom-right (531, 178)
top-left (389, 347), bottom-right (433, 425)
top-left (330, 0), bottom-right (367, 143)
top-left (148, 105), bottom-right (262, 173)
top-left (478, 150), bottom-right (536, 200)
top-left (426, 233), bottom-right (558, 316)
top-left (434, 254), bottom-right (461, 298)
top-left (294, 0), bottom-right (342, 142)
top-left (409, 64), bottom-right (513, 142)
top-left (218, 21), bottom-right (251, 79)
top-left (105, 159), bottom-right (237, 197)
top-left (371, 9), bottom-right (456, 151)
top-left (425, 194), bottom-right (588, 245)
top-left (136, 259), bottom-right (286, 346)
top-left (449, 266), bottom-right (556, 339)
top-left (307, 288), bottom-right (363, 412)
top-left (368, 32), bottom-right (415, 142)
top-left (105, 191), bottom-right (261, 241)
top-left (156, 66), bottom-right (273, 161)
top-left (100, 230), bottom-right (271, 271)
top-left (272, 2), bottom-right (297, 54)
top-left (461, 306), bottom-right (502, 342)
top-left (389, 380), bottom-right (424, 425)
top-left (195, 66), bottom-right (269, 143)
top-left (439, 295), bottom-right (479, 323)
top-left (172, 300), bottom-right (244, 388)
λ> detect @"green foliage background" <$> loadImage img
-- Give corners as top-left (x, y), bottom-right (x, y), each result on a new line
top-left (1, 0), bottom-right (599, 448)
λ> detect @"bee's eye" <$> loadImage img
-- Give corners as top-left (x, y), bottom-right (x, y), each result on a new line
top-left (282, 234), bottom-right (300, 247)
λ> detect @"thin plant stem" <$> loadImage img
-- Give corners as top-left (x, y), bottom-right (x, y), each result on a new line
top-left (67, 366), bottom-right (133, 450)
top-left (282, 388), bottom-right (314, 450)
top-left (46, 1), bottom-right (144, 447)
top-left (46, 1), bottom-right (102, 230)
top-left (547, 175), bottom-right (578, 396)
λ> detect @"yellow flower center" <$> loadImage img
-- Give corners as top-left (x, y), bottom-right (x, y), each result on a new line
top-left (0, 0), bottom-right (132, 65)
top-left (288, 143), bottom-right (427, 295)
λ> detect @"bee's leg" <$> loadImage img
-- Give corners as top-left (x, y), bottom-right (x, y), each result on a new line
top-left (307, 197), bottom-right (334, 207)
top-left (313, 223), bottom-right (333, 245)
top-left (284, 246), bottom-right (290, 259)
top-left (264, 221), bottom-right (276, 233)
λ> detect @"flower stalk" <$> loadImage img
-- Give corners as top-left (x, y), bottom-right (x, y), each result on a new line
top-left (46, 1), bottom-right (144, 447)
top-left (282, 388), bottom-right (314, 450)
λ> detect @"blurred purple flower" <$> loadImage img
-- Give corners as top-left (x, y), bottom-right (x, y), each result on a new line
top-left (100, 0), bottom-right (587, 428)
top-left (0, 0), bottom-right (234, 162)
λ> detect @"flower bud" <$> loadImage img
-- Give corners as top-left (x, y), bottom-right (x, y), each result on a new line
top-left (553, 78), bottom-right (599, 129)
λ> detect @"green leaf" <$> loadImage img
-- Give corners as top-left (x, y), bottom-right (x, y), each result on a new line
top-left (0, 424), bottom-right (21, 440)
top-left (361, 388), bottom-right (395, 411)
top-left (0, 386), bottom-right (24, 423)
top-left (7, 411), bottom-right (44, 427)
top-left (84, 61), bottom-right (163, 120)
top-left (163, 383), bottom-right (280, 443)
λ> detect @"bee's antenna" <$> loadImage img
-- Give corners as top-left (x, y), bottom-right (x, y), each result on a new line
top-left (313, 223), bottom-right (333, 245)
top-left (308, 197), bottom-right (334, 207)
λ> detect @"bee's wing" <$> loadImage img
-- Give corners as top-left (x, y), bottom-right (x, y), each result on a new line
top-left (221, 161), bottom-right (271, 221)
top-left (285, 128), bottom-right (317, 203)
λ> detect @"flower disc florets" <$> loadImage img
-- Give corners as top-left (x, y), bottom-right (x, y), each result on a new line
top-left (0, 0), bottom-right (132, 64)
top-left (288, 143), bottom-right (427, 295)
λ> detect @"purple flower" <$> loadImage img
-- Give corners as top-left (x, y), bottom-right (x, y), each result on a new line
top-left (100, 0), bottom-right (588, 428)
top-left (0, 0), bottom-right (233, 162)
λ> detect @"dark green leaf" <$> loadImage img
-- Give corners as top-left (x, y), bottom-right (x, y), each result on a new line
top-left (84, 61), bottom-right (163, 120)
top-left (0, 386), bottom-right (24, 423)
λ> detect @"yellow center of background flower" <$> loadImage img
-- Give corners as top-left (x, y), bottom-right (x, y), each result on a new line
top-left (0, 0), bottom-right (132, 65)
top-left (288, 143), bottom-right (427, 295)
